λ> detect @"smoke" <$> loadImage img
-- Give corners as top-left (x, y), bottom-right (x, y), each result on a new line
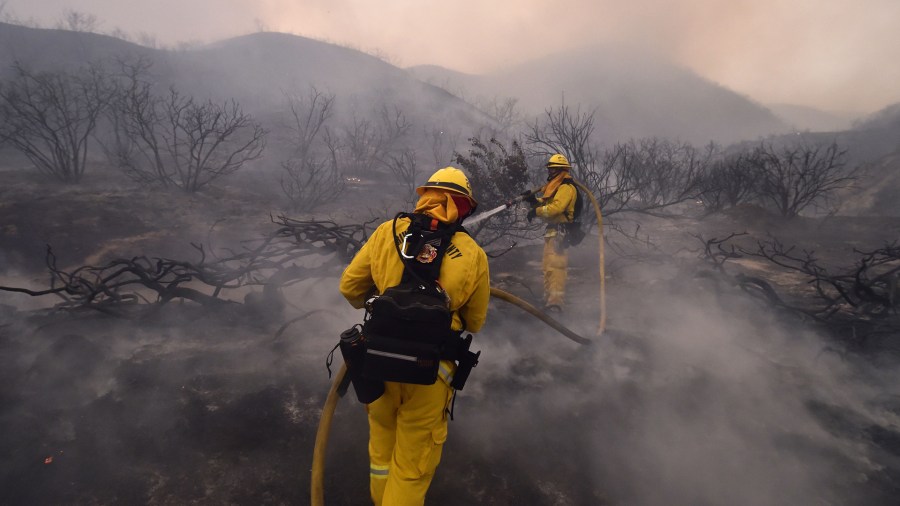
top-left (0, 274), bottom-right (359, 504)
top-left (2, 228), bottom-right (899, 504)
top-left (435, 258), bottom-right (900, 505)
top-left (256, 0), bottom-right (900, 113)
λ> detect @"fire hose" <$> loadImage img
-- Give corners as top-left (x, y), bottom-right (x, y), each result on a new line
top-left (311, 180), bottom-right (605, 505)
top-left (573, 178), bottom-right (607, 335)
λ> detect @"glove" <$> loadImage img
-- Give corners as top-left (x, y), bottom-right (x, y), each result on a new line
top-left (521, 190), bottom-right (538, 206)
top-left (526, 208), bottom-right (536, 222)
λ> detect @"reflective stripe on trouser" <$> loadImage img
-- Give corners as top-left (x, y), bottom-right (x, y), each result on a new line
top-left (365, 361), bottom-right (456, 506)
top-left (543, 235), bottom-right (568, 306)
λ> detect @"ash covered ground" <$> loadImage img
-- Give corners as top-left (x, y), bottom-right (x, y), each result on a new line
top-left (2, 171), bottom-right (900, 505)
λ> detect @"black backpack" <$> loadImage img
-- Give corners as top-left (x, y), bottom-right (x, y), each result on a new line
top-left (560, 180), bottom-right (586, 248)
top-left (359, 213), bottom-right (479, 389)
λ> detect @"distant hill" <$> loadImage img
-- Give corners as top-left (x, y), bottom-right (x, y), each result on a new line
top-left (853, 103), bottom-right (900, 131)
top-left (766, 103), bottom-right (860, 133)
top-left (175, 33), bottom-right (488, 123)
top-left (841, 104), bottom-right (900, 216)
top-left (0, 22), bottom-right (161, 76)
top-left (0, 23), bottom-right (490, 136)
top-left (731, 102), bottom-right (900, 216)
top-left (0, 23), bottom-right (793, 146)
top-left (409, 46), bottom-right (790, 145)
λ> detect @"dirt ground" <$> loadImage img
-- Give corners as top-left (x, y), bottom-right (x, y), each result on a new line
top-left (2, 169), bottom-right (900, 505)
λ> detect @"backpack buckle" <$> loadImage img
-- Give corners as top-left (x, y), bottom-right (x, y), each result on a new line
top-left (399, 233), bottom-right (415, 259)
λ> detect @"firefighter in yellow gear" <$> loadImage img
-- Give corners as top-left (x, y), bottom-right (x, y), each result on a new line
top-left (525, 154), bottom-right (578, 311)
top-left (339, 166), bottom-right (491, 506)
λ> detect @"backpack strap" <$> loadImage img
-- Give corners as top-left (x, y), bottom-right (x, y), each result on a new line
top-left (558, 179), bottom-right (580, 222)
top-left (393, 213), bottom-right (461, 283)
top-left (390, 212), bottom-right (468, 331)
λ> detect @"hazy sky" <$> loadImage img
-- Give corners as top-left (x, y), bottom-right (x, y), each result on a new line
top-left (6, 0), bottom-right (899, 113)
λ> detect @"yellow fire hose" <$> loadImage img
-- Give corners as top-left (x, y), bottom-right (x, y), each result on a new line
top-left (573, 178), bottom-right (607, 335)
top-left (487, 287), bottom-right (591, 345)
top-left (311, 180), bottom-right (606, 505)
top-left (310, 362), bottom-right (346, 506)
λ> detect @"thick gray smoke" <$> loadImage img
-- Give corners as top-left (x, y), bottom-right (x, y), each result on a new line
top-left (430, 259), bottom-right (900, 505)
top-left (2, 232), bottom-right (899, 504)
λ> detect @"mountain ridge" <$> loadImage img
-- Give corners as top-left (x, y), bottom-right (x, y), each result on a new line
top-left (409, 45), bottom-right (790, 145)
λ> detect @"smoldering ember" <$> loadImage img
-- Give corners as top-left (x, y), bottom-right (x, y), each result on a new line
top-left (1, 18), bottom-right (900, 506)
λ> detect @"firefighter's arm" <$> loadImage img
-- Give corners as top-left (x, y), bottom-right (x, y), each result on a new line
top-left (339, 237), bottom-right (376, 309)
top-left (458, 250), bottom-right (491, 333)
top-left (535, 184), bottom-right (576, 219)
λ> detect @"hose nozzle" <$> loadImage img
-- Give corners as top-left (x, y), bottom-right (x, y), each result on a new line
top-left (515, 188), bottom-right (539, 207)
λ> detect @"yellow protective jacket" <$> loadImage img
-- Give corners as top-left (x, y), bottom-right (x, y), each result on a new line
top-left (535, 179), bottom-right (577, 236)
top-left (339, 216), bottom-right (490, 332)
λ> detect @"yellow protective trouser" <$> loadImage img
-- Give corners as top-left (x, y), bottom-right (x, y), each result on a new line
top-left (542, 234), bottom-right (568, 307)
top-left (365, 363), bottom-right (455, 506)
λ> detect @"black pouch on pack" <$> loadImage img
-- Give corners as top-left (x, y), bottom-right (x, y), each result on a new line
top-left (448, 334), bottom-right (479, 391)
top-left (561, 222), bottom-right (586, 248)
top-left (338, 325), bottom-right (384, 404)
top-left (361, 282), bottom-right (452, 385)
top-left (363, 334), bottom-right (443, 385)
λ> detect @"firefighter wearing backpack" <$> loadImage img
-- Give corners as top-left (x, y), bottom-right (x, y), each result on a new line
top-left (339, 166), bottom-right (491, 506)
top-left (525, 153), bottom-right (578, 312)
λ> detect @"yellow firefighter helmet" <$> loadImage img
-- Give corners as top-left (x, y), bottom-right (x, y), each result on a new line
top-left (547, 153), bottom-right (571, 171)
top-left (416, 166), bottom-right (477, 205)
